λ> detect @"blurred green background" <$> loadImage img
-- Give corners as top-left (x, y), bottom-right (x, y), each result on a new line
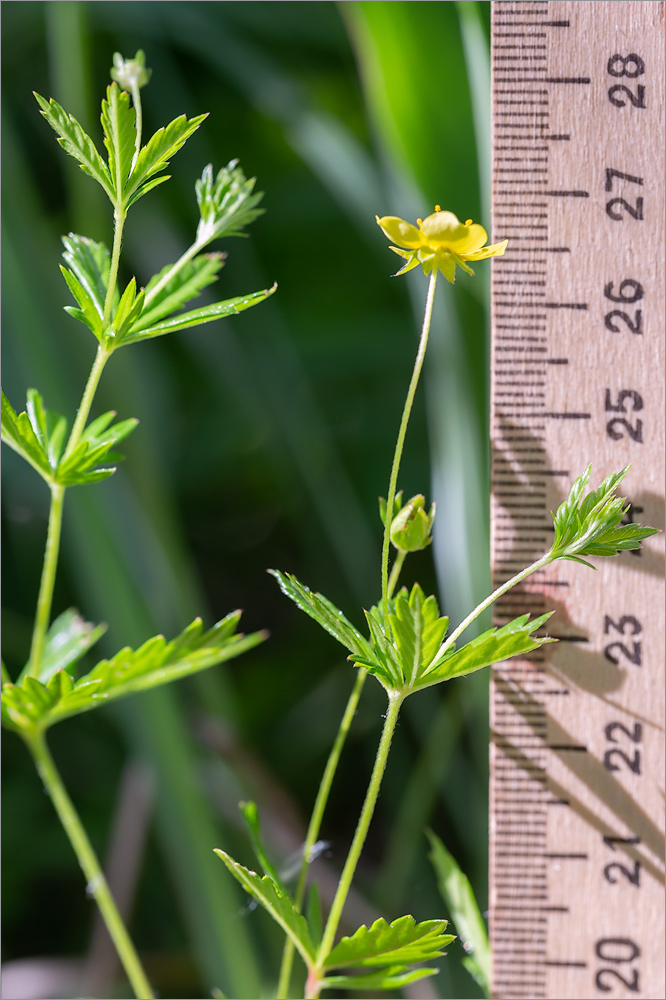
top-left (1, 3), bottom-right (492, 997)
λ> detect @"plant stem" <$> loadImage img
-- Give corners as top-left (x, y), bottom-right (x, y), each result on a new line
top-left (25, 730), bottom-right (154, 999)
top-left (27, 484), bottom-right (65, 679)
top-left (103, 206), bottom-right (127, 326)
top-left (433, 552), bottom-right (553, 663)
top-left (381, 272), bottom-right (437, 616)
top-left (142, 238), bottom-right (203, 309)
top-left (63, 342), bottom-right (112, 460)
top-left (130, 81), bottom-right (143, 173)
top-left (311, 690), bottom-right (404, 992)
top-left (277, 667), bottom-right (368, 999)
top-left (387, 549), bottom-right (407, 600)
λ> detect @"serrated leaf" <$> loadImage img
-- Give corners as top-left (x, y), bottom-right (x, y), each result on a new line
top-left (418, 613), bottom-right (555, 689)
top-left (34, 92), bottom-right (113, 199)
top-left (124, 112), bottom-right (207, 203)
top-left (110, 279), bottom-right (146, 343)
top-left (1, 613), bottom-right (267, 733)
top-left (55, 412), bottom-right (138, 486)
top-left (125, 174), bottom-right (171, 210)
top-left (352, 606), bottom-right (403, 689)
top-left (18, 609), bottom-right (107, 685)
top-left (195, 161), bottom-right (265, 246)
top-left (320, 965), bottom-right (439, 993)
top-left (324, 915), bottom-right (454, 970)
top-left (137, 254), bottom-right (226, 330)
top-left (119, 285), bottom-right (277, 344)
top-left (1, 389), bottom-right (65, 484)
top-left (269, 569), bottom-right (372, 658)
top-left (427, 830), bottom-right (491, 997)
top-left (101, 83), bottom-right (136, 199)
top-left (239, 801), bottom-right (284, 889)
top-left (214, 850), bottom-right (315, 965)
top-left (60, 266), bottom-right (104, 340)
top-left (61, 234), bottom-right (112, 319)
top-left (549, 465), bottom-right (658, 564)
top-left (389, 584), bottom-right (449, 688)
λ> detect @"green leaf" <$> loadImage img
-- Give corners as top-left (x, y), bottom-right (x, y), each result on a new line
top-left (239, 801), bottom-right (284, 889)
top-left (110, 278), bottom-right (146, 343)
top-left (60, 265), bottom-right (104, 340)
top-left (33, 92), bottom-right (113, 199)
top-left (427, 830), bottom-right (491, 997)
top-left (124, 112), bottom-right (208, 205)
top-left (195, 160), bottom-right (265, 247)
top-left (214, 850), bottom-right (315, 966)
top-left (1, 613), bottom-right (266, 732)
top-left (18, 610), bottom-right (107, 686)
top-left (55, 411), bottom-right (138, 486)
top-left (352, 605), bottom-right (403, 689)
top-left (549, 465), bottom-right (658, 565)
top-left (320, 965), bottom-right (439, 993)
top-left (61, 234), bottom-right (112, 319)
top-left (118, 284), bottom-right (277, 345)
top-left (269, 569), bottom-right (372, 659)
top-left (324, 914), bottom-right (455, 970)
top-left (138, 253), bottom-right (226, 330)
top-left (101, 83), bottom-right (136, 200)
top-left (418, 613), bottom-right (555, 689)
top-left (1, 389), bottom-right (65, 484)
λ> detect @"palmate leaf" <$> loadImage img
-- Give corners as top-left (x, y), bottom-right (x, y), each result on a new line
top-left (1, 389), bottom-right (66, 483)
top-left (137, 253), bottom-right (226, 330)
top-left (195, 161), bottom-right (265, 246)
top-left (1, 612), bottom-right (266, 733)
top-left (269, 569), bottom-right (372, 659)
top-left (416, 613), bottom-right (555, 690)
top-left (17, 609), bottom-right (107, 686)
top-left (33, 93), bottom-right (113, 200)
top-left (320, 965), bottom-right (438, 993)
top-left (56, 410), bottom-right (138, 486)
top-left (101, 83), bottom-right (136, 200)
top-left (60, 235), bottom-right (112, 340)
top-left (549, 465), bottom-right (658, 566)
top-left (214, 850), bottom-right (316, 966)
top-left (118, 284), bottom-right (277, 345)
top-left (124, 111), bottom-right (208, 208)
top-left (324, 915), bottom-right (454, 970)
top-left (427, 830), bottom-right (491, 997)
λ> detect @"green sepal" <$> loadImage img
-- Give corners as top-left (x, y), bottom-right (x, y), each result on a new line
top-left (17, 609), bottom-right (107, 686)
top-left (55, 411), bottom-right (139, 486)
top-left (389, 495), bottom-right (436, 552)
top-left (123, 111), bottom-right (208, 206)
top-left (239, 801), bottom-right (284, 890)
top-left (549, 465), bottom-right (658, 563)
top-left (117, 284), bottom-right (277, 345)
top-left (33, 92), bottom-right (114, 200)
top-left (214, 850), bottom-right (316, 966)
top-left (427, 830), bottom-right (491, 997)
top-left (1, 613), bottom-right (266, 733)
top-left (269, 569), bottom-right (372, 659)
top-left (101, 83), bottom-right (136, 201)
top-left (319, 965), bottom-right (438, 993)
top-left (195, 161), bottom-right (265, 247)
top-left (324, 914), bottom-right (454, 970)
top-left (418, 613), bottom-right (555, 690)
top-left (1, 389), bottom-right (65, 484)
top-left (137, 253), bottom-right (226, 330)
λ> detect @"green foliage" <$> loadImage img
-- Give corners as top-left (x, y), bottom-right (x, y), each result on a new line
top-left (60, 234), bottom-right (112, 339)
top-left (324, 914), bottom-right (454, 969)
top-left (196, 161), bottom-right (265, 246)
top-left (33, 91), bottom-right (114, 199)
top-left (101, 84), bottom-right (136, 199)
top-left (17, 609), bottom-right (107, 686)
top-left (548, 465), bottom-right (657, 567)
top-left (427, 830), bottom-right (491, 996)
top-left (319, 965), bottom-right (438, 993)
top-left (138, 254), bottom-right (225, 329)
top-left (124, 109), bottom-right (208, 209)
top-left (214, 851), bottom-right (316, 967)
top-left (239, 800), bottom-right (284, 889)
top-left (389, 494), bottom-right (436, 553)
top-left (1, 613), bottom-right (266, 734)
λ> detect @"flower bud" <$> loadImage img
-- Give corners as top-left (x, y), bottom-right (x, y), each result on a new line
top-left (389, 494), bottom-right (435, 552)
top-left (110, 50), bottom-right (151, 92)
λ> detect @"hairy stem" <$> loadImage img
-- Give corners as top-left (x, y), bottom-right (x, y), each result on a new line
top-left (381, 272), bottom-right (437, 616)
top-left (25, 730), bottom-right (154, 999)
top-left (27, 484), bottom-right (65, 679)
top-left (130, 81), bottom-right (143, 173)
top-left (277, 668), bottom-right (368, 999)
top-left (311, 691), bottom-right (404, 991)
top-left (142, 238), bottom-right (203, 309)
top-left (433, 552), bottom-right (553, 663)
top-left (63, 343), bottom-right (112, 460)
top-left (387, 549), bottom-right (407, 600)
top-left (103, 206), bottom-right (127, 326)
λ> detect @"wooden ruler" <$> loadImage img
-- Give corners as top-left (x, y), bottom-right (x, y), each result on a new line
top-left (489, 3), bottom-right (664, 999)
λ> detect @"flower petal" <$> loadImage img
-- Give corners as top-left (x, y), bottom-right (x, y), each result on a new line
top-left (376, 215), bottom-right (423, 249)
top-left (464, 238), bottom-right (509, 261)
top-left (420, 211), bottom-right (468, 247)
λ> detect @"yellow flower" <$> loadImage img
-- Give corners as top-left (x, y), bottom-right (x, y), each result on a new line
top-left (375, 207), bottom-right (508, 282)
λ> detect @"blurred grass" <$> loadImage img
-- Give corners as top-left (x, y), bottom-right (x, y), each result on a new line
top-left (2, 3), bottom-right (490, 998)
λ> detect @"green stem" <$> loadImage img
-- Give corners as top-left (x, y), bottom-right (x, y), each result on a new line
top-left (63, 343), bottom-right (112, 460)
top-left (433, 552), bottom-right (553, 663)
top-left (142, 238), bottom-right (203, 309)
top-left (311, 691), bottom-right (404, 991)
top-left (25, 730), bottom-right (154, 999)
top-left (277, 667), bottom-right (368, 999)
top-left (381, 272), bottom-right (437, 616)
top-left (27, 484), bottom-right (65, 679)
top-left (130, 82), bottom-right (143, 173)
top-left (103, 206), bottom-right (127, 326)
top-left (387, 549), bottom-right (407, 600)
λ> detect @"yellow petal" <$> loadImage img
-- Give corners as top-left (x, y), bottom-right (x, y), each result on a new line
top-left (464, 238), bottom-right (508, 261)
top-left (420, 211), bottom-right (467, 246)
top-left (376, 215), bottom-right (423, 249)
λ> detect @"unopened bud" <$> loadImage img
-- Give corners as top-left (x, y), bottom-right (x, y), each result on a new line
top-left (389, 494), bottom-right (435, 552)
top-left (111, 50), bottom-right (151, 91)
